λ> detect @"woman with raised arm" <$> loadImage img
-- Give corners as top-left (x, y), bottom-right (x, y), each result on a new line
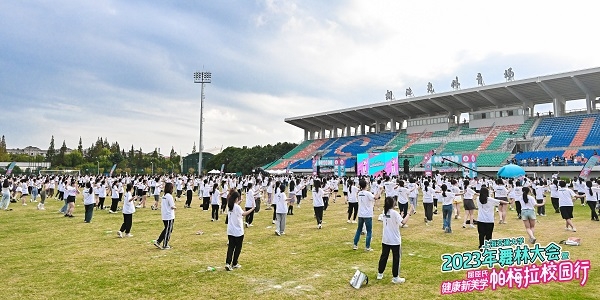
top-left (225, 190), bottom-right (254, 271)
top-left (476, 187), bottom-right (509, 250)
top-left (153, 182), bottom-right (176, 250)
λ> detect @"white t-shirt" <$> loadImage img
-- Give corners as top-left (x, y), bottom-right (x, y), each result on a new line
top-left (494, 185), bottom-right (508, 198)
top-left (348, 185), bottom-right (359, 203)
top-left (357, 190), bottom-right (375, 218)
top-left (518, 195), bottom-right (536, 210)
top-left (535, 185), bottom-right (547, 200)
top-left (245, 189), bottom-right (255, 208)
top-left (584, 187), bottom-right (600, 202)
top-left (275, 191), bottom-right (288, 214)
top-left (227, 204), bottom-right (244, 237)
top-left (396, 187), bottom-right (410, 204)
top-left (477, 197), bottom-right (501, 223)
top-left (161, 193), bottom-right (175, 220)
top-left (440, 191), bottom-right (455, 206)
top-left (464, 187), bottom-right (476, 200)
top-left (557, 188), bottom-right (576, 207)
top-left (384, 181), bottom-right (396, 197)
top-left (83, 188), bottom-right (95, 205)
top-left (422, 186), bottom-right (434, 203)
top-left (382, 209), bottom-right (403, 246)
top-left (210, 189), bottom-right (221, 205)
top-left (122, 192), bottom-right (136, 214)
top-left (312, 189), bottom-right (324, 207)
top-left (111, 185), bottom-right (119, 199)
top-left (550, 184), bottom-right (559, 198)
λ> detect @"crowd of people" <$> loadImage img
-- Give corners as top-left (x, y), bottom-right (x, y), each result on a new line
top-left (1, 171), bottom-right (599, 285)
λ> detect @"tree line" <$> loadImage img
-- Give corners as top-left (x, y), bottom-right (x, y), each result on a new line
top-left (0, 135), bottom-right (297, 175)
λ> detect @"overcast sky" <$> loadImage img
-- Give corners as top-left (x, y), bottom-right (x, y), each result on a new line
top-left (1, 0), bottom-right (599, 156)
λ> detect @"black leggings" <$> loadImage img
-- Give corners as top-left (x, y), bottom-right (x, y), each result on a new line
top-left (245, 207), bottom-right (254, 224)
top-left (119, 213), bottom-right (133, 234)
top-left (477, 221), bottom-right (494, 249)
top-left (110, 198), bottom-right (119, 212)
top-left (515, 201), bottom-right (522, 216)
top-left (314, 206), bottom-right (324, 225)
top-left (211, 204), bottom-right (219, 221)
top-left (347, 202), bottom-right (358, 221)
top-left (551, 197), bottom-right (559, 213)
top-left (221, 198), bottom-right (227, 212)
top-left (587, 201), bottom-right (598, 220)
top-left (226, 235), bottom-right (244, 265)
top-left (202, 197), bottom-right (210, 210)
top-left (398, 202), bottom-right (408, 218)
top-left (185, 190), bottom-right (193, 206)
top-left (378, 243), bottom-right (401, 277)
top-left (98, 197), bottom-right (105, 209)
top-left (323, 197), bottom-right (329, 211)
top-left (536, 199), bottom-right (545, 215)
top-left (423, 202), bottom-right (433, 221)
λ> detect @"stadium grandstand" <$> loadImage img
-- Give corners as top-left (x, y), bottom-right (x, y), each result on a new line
top-left (266, 67), bottom-right (600, 177)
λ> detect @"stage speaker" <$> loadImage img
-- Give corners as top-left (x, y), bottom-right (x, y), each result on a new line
top-left (403, 159), bottom-right (410, 174)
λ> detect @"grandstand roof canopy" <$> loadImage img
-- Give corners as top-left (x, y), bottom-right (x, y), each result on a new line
top-left (285, 67), bottom-right (600, 130)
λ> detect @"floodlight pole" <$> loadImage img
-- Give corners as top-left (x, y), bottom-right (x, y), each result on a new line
top-left (194, 71), bottom-right (211, 176)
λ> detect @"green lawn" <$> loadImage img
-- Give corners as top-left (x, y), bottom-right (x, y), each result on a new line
top-left (1, 192), bottom-right (599, 299)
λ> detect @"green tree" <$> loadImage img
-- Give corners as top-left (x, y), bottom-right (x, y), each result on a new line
top-left (47, 136), bottom-right (56, 164)
top-left (55, 140), bottom-right (67, 167)
top-left (65, 150), bottom-right (84, 167)
top-left (0, 135), bottom-right (9, 161)
top-left (77, 137), bottom-right (83, 153)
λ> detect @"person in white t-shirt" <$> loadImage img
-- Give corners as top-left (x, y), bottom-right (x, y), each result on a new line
top-left (151, 179), bottom-right (162, 210)
top-left (225, 190), bottom-right (254, 271)
top-left (347, 180), bottom-right (359, 223)
top-left (376, 196), bottom-right (409, 284)
top-left (557, 180), bottom-right (585, 232)
top-left (476, 187), bottom-right (509, 249)
top-left (462, 180), bottom-right (477, 229)
top-left (153, 182), bottom-right (176, 250)
top-left (274, 185), bottom-right (290, 236)
top-left (584, 180), bottom-right (600, 221)
top-left (518, 187), bottom-right (546, 244)
top-left (244, 183), bottom-right (256, 227)
top-left (438, 183), bottom-right (462, 233)
top-left (210, 183), bottom-right (225, 222)
top-left (312, 179), bottom-right (325, 229)
top-left (118, 183), bottom-right (138, 238)
top-left (353, 180), bottom-right (379, 251)
top-left (83, 182), bottom-right (95, 223)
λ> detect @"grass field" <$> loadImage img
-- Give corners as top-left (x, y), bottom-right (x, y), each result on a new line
top-left (1, 192), bottom-right (599, 300)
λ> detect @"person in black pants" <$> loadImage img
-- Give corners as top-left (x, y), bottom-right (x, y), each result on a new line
top-left (476, 187), bottom-right (509, 249)
top-left (225, 191), bottom-right (254, 271)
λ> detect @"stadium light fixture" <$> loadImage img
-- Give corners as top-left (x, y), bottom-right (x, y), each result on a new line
top-left (193, 71), bottom-right (211, 176)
